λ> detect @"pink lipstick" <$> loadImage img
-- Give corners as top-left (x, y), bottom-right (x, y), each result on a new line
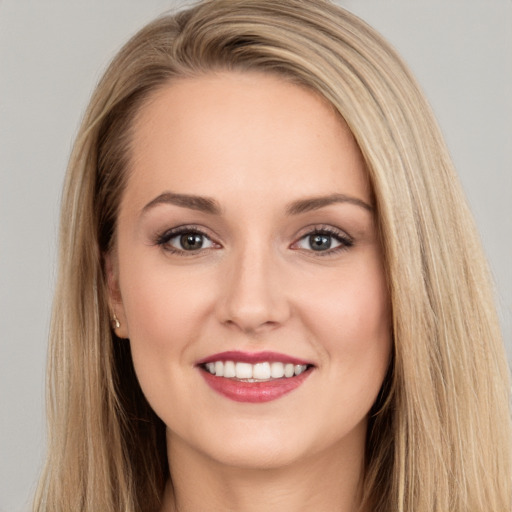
top-left (196, 351), bottom-right (314, 403)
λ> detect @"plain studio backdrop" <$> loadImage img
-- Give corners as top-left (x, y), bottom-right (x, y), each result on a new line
top-left (0, 1), bottom-right (510, 510)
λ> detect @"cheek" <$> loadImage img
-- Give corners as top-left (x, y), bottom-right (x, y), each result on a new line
top-left (300, 256), bottom-right (391, 387)
top-left (120, 257), bottom-right (211, 341)
top-left (118, 264), bottom-right (214, 420)
top-left (310, 258), bottom-right (389, 332)
top-left (117, 259), bottom-right (217, 398)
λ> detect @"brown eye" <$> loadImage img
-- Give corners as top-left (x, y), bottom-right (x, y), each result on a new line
top-left (156, 228), bottom-right (216, 253)
top-left (180, 233), bottom-right (205, 250)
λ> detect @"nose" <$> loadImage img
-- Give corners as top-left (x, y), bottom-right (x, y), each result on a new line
top-left (216, 244), bottom-right (291, 335)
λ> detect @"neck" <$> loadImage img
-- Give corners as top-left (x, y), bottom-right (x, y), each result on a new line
top-left (160, 428), bottom-right (366, 512)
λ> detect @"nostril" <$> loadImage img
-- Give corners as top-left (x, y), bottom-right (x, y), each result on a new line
top-left (221, 317), bottom-right (282, 335)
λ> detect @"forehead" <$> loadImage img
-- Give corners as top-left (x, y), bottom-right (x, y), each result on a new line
top-left (125, 71), bottom-right (370, 212)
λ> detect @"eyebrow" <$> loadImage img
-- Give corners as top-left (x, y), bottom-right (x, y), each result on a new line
top-left (286, 193), bottom-right (374, 215)
top-left (141, 191), bottom-right (373, 217)
top-left (142, 192), bottom-right (221, 215)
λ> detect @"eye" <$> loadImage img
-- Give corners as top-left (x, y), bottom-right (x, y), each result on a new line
top-left (155, 227), bottom-right (217, 254)
top-left (175, 232), bottom-right (212, 251)
top-left (292, 227), bottom-right (353, 254)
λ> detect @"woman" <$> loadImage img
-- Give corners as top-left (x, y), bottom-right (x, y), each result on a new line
top-left (34, 0), bottom-right (512, 511)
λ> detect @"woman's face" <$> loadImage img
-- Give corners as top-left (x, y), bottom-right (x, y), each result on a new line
top-left (110, 72), bottom-right (391, 470)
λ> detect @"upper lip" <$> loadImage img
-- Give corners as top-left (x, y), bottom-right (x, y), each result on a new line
top-left (196, 350), bottom-right (314, 366)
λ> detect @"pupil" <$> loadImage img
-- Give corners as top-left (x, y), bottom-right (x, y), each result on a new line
top-left (181, 233), bottom-right (203, 250)
top-left (310, 234), bottom-right (331, 251)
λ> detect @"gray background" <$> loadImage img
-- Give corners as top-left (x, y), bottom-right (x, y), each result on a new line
top-left (1, 1), bottom-right (510, 511)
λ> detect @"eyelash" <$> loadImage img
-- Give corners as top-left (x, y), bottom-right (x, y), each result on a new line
top-left (154, 225), bottom-right (216, 255)
top-left (290, 225), bottom-right (353, 257)
top-left (153, 224), bottom-right (353, 256)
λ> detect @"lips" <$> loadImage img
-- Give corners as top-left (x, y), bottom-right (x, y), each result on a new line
top-left (196, 351), bottom-right (314, 403)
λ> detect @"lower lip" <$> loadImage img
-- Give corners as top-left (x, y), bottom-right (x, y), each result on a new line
top-left (200, 368), bottom-right (312, 403)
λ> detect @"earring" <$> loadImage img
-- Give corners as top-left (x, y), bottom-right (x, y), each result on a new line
top-left (111, 313), bottom-right (120, 330)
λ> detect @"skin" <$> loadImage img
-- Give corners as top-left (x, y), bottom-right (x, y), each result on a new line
top-left (108, 72), bottom-right (391, 512)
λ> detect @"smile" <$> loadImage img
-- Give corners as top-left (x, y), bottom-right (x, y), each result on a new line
top-left (197, 351), bottom-right (314, 403)
top-left (203, 361), bottom-right (309, 381)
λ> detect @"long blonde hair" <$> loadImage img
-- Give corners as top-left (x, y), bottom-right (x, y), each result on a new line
top-left (35, 1), bottom-right (512, 511)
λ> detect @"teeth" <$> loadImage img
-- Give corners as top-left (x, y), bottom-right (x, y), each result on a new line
top-left (253, 362), bottom-right (271, 379)
top-left (204, 360), bottom-right (308, 380)
top-left (224, 360), bottom-right (236, 378)
top-left (270, 362), bottom-right (284, 378)
top-left (294, 364), bottom-right (304, 376)
top-left (235, 362), bottom-right (253, 379)
top-left (215, 361), bottom-right (224, 377)
top-left (284, 363), bottom-right (295, 378)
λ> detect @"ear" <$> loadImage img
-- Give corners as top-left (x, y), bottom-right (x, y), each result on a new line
top-left (104, 251), bottom-right (130, 339)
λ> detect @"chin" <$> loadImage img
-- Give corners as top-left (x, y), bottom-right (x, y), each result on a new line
top-left (206, 440), bottom-right (310, 471)
top-left (170, 413), bottom-right (365, 472)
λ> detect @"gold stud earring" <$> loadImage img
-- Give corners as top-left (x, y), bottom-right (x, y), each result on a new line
top-left (111, 313), bottom-right (121, 330)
